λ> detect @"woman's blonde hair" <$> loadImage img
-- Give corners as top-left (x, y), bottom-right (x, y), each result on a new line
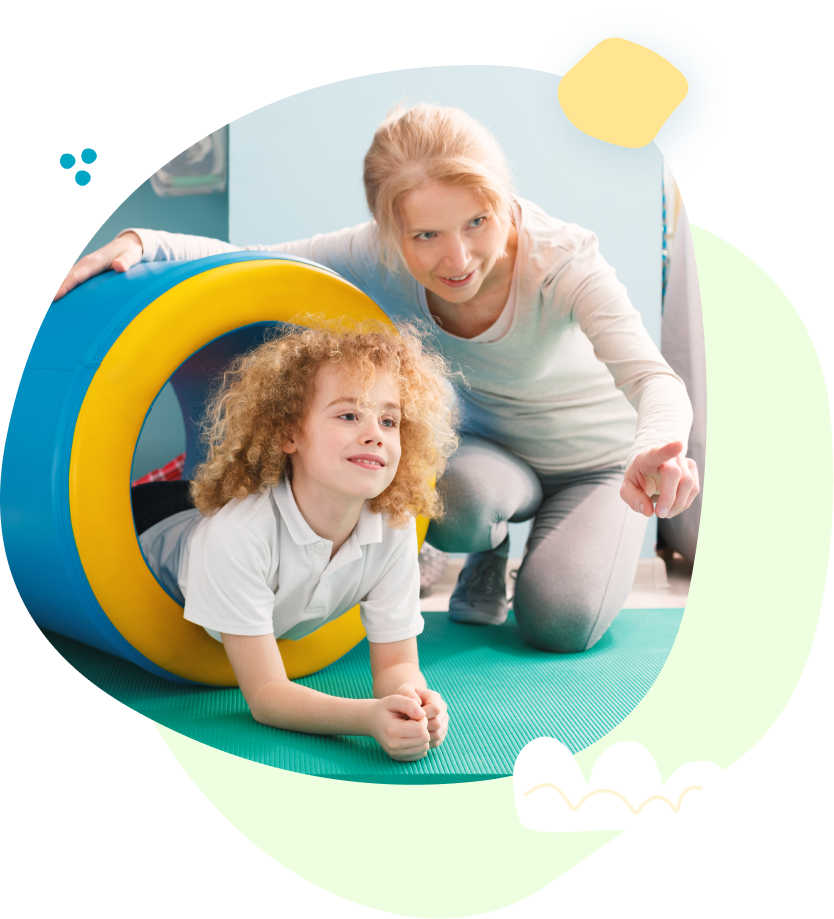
top-left (363, 102), bottom-right (515, 269)
top-left (190, 320), bottom-right (459, 528)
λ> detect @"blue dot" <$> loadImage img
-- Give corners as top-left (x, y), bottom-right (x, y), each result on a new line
top-left (60, 153), bottom-right (76, 169)
top-left (75, 171), bottom-right (91, 186)
top-left (81, 148), bottom-right (97, 165)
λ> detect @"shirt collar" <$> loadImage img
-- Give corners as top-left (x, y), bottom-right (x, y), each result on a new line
top-left (273, 478), bottom-right (320, 546)
top-left (354, 501), bottom-right (383, 546)
top-left (273, 478), bottom-right (383, 547)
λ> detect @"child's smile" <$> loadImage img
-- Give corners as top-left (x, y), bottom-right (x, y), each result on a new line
top-left (348, 454), bottom-right (386, 469)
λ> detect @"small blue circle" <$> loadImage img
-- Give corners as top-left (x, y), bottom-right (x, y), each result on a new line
top-left (60, 153), bottom-right (76, 169)
top-left (81, 148), bottom-right (97, 165)
top-left (75, 171), bottom-right (91, 186)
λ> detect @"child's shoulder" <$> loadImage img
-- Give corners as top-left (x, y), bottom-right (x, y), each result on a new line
top-left (204, 488), bottom-right (278, 543)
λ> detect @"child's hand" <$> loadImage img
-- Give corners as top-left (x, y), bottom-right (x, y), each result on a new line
top-left (371, 695), bottom-right (431, 762)
top-left (413, 687), bottom-right (449, 749)
top-left (393, 683), bottom-right (448, 749)
top-left (393, 682), bottom-right (423, 706)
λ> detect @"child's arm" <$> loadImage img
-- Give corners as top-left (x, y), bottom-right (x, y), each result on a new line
top-left (368, 635), bottom-right (426, 698)
top-left (222, 632), bottom-right (432, 762)
top-left (369, 638), bottom-right (449, 750)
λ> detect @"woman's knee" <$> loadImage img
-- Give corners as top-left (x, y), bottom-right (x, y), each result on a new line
top-left (442, 434), bottom-right (540, 504)
top-left (428, 435), bottom-right (542, 553)
top-left (514, 609), bottom-right (604, 654)
top-left (513, 579), bottom-right (614, 653)
top-left (426, 508), bottom-right (507, 554)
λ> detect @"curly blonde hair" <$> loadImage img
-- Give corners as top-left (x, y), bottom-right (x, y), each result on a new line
top-left (190, 320), bottom-right (459, 527)
top-left (364, 102), bottom-right (516, 270)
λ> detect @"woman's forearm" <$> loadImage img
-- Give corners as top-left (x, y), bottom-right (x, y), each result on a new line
top-left (124, 228), bottom-right (243, 263)
top-left (625, 375), bottom-right (694, 472)
top-left (248, 678), bottom-right (377, 737)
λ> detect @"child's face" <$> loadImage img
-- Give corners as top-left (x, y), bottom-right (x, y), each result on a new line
top-left (283, 363), bottom-right (402, 503)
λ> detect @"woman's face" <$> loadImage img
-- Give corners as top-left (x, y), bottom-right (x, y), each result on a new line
top-left (397, 182), bottom-right (509, 304)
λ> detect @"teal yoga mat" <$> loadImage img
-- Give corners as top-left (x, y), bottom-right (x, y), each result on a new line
top-left (45, 608), bottom-right (683, 783)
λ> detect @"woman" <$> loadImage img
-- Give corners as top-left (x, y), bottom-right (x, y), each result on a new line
top-left (56, 103), bottom-right (699, 654)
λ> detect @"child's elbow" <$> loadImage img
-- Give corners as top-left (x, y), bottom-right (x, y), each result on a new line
top-left (246, 692), bottom-right (274, 726)
top-left (244, 680), bottom-right (286, 728)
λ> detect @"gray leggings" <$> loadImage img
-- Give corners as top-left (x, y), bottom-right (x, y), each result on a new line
top-left (426, 434), bottom-right (647, 653)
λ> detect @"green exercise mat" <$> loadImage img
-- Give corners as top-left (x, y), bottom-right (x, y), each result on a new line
top-left (45, 608), bottom-right (683, 783)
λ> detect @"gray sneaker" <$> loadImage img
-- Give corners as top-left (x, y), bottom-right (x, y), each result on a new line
top-left (448, 546), bottom-right (509, 625)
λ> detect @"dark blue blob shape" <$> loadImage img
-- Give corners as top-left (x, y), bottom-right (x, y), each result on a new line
top-left (538, 12), bottom-right (727, 179)
top-left (60, 153), bottom-right (76, 169)
top-left (75, 170), bottom-right (91, 186)
top-left (81, 148), bottom-right (97, 165)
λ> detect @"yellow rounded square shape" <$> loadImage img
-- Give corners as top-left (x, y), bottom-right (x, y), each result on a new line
top-left (558, 38), bottom-right (688, 148)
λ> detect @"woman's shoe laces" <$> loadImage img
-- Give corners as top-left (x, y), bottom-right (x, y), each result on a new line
top-left (448, 550), bottom-right (509, 625)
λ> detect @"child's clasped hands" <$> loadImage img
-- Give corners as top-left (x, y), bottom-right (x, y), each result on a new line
top-left (372, 683), bottom-right (449, 761)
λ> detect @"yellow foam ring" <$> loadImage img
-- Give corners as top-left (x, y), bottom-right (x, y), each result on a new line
top-left (70, 259), bottom-right (429, 685)
top-left (558, 38), bottom-right (688, 148)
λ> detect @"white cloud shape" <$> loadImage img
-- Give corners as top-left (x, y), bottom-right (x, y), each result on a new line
top-left (514, 738), bottom-right (722, 832)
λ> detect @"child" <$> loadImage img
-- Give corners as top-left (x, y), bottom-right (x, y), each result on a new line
top-left (137, 321), bottom-right (459, 762)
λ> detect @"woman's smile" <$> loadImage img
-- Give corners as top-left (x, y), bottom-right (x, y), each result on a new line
top-left (438, 270), bottom-right (476, 288)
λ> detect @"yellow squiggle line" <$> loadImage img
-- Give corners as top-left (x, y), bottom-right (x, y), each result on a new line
top-left (523, 783), bottom-right (703, 814)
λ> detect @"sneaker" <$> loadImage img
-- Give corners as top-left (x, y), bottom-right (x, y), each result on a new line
top-left (448, 546), bottom-right (509, 625)
top-left (418, 542), bottom-right (450, 598)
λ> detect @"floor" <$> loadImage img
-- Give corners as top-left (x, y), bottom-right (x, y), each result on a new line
top-left (420, 553), bottom-right (692, 612)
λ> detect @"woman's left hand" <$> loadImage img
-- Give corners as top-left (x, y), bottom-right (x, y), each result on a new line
top-left (621, 441), bottom-right (700, 520)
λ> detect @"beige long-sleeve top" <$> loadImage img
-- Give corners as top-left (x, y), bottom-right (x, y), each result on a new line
top-left (127, 197), bottom-right (692, 475)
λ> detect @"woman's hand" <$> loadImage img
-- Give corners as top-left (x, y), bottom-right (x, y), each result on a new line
top-left (621, 441), bottom-right (700, 520)
top-left (54, 231), bottom-right (143, 301)
top-left (370, 694), bottom-right (431, 762)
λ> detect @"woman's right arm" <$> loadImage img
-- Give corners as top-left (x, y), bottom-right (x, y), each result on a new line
top-left (55, 222), bottom-right (382, 301)
top-left (55, 228), bottom-right (255, 300)
top-left (223, 632), bottom-right (431, 761)
top-left (55, 230), bottom-right (146, 300)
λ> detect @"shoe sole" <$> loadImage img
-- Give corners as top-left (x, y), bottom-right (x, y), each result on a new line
top-left (448, 606), bottom-right (509, 627)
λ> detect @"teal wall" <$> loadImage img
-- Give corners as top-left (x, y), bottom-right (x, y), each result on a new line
top-left (81, 173), bottom-right (229, 480)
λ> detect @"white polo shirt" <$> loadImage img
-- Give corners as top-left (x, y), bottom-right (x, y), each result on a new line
top-left (138, 478), bottom-right (424, 644)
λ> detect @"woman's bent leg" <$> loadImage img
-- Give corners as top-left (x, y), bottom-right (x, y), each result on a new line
top-left (426, 433), bottom-right (542, 553)
top-left (513, 467), bottom-right (647, 653)
top-left (427, 434), bottom-right (543, 625)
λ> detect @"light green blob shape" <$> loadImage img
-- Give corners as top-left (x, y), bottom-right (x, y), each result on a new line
top-left (159, 229), bottom-right (831, 916)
